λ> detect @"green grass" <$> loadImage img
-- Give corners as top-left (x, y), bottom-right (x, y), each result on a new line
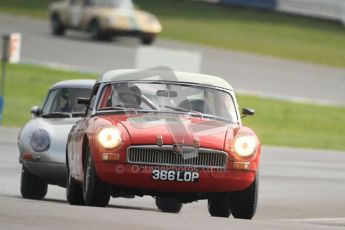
top-left (238, 96), bottom-right (345, 151)
top-left (1, 64), bottom-right (96, 126)
top-left (1, 0), bottom-right (345, 67)
top-left (0, 0), bottom-right (55, 18)
top-left (1, 64), bottom-right (345, 151)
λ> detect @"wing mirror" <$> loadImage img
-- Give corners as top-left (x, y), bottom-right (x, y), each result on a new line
top-left (77, 97), bottom-right (90, 105)
top-left (31, 106), bottom-right (41, 118)
top-left (241, 108), bottom-right (255, 118)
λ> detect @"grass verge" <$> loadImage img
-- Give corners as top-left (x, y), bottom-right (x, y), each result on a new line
top-left (1, 64), bottom-right (345, 151)
top-left (2, 64), bottom-right (96, 126)
top-left (0, 0), bottom-right (344, 67)
top-left (237, 95), bottom-right (345, 151)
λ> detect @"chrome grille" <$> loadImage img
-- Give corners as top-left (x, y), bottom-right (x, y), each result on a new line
top-left (127, 146), bottom-right (228, 169)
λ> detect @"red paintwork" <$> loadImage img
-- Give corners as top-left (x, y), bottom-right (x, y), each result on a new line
top-left (68, 113), bottom-right (261, 193)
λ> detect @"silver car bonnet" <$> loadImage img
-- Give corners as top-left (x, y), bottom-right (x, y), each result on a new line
top-left (18, 117), bottom-right (81, 164)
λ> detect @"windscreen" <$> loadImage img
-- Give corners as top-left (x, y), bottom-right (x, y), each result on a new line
top-left (97, 82), bottom-right (238, 122)
top-left (41, 88), bottom-right (92, 117)
top-left (91, 0), bottom-right (134, 8)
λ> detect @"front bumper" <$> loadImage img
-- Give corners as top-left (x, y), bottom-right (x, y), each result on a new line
top-left (23, 161), bottom-right (67, 187)
top-left (95, 162), bottom-right (256, 193)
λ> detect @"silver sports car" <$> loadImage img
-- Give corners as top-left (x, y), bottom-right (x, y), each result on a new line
top-left (17, 79), bottom-right (95, 200)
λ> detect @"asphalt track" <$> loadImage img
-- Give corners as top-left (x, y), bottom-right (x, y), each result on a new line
top-left (1, 127), bottom-right (345, 229)
top-left (0, 13), bottom-right (345, 229)
top-left (0, 13), bottom-right (344, 105)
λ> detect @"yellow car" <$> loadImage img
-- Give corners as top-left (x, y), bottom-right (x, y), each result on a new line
top-left (49, 0), bottom-right (162, 45)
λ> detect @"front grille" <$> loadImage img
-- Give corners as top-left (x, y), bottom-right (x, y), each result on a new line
top-left (127, 146), bottom-right (228, 169)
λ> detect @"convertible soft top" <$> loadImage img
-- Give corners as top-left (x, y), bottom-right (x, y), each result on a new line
top-left (100, 69), bottom-right (233, 91)
top-left (50, 79), bottom-right (96, 90)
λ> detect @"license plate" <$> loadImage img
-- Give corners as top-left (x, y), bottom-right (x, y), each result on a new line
top-left (152, 169), bottom-right (199, 183)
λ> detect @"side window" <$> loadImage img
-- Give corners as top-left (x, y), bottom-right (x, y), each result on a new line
top-left (86, 84), bottom-right (100, 117)
top-left (97, 84), bottom-right (112, 110)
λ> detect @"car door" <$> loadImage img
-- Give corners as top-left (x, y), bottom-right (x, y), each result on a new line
top-left (67, 0), bottom-right (85, 28)
top-left (74, 84), bottom-right (100, 181)
top-left (74, 118), bottom-right (88, 181)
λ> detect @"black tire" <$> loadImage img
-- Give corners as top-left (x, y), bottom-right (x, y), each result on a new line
top-left (89, 20), bottom-right (103, 41)
top-left (83, 146), bottom-right (110, 207)
top-left (155, 197), bottom-right (183, 213)
top-left (208, 194), bottom-right (231, 218)
top-left (66, 169), bottom-right (84, 205)
top-left (51, 14), bottom-right (65, 36)
top-left (140, 35), bottom-right (155, 45)
top-left (20, 164), bottom-right (48, 200)
top-left (230, 176), bottom-right (258, 219)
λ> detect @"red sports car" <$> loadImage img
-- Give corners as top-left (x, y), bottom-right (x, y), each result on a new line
top-left (66, 68), bottom-right (261, 219)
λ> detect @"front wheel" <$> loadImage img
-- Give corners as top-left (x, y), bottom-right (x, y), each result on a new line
top-left (89, 20), bottom-right (103, 41)
top-left (66, 169), bottom-right (84, 205)
top-left (229, 176), bottom-right (258, 219)
top-left (140, 35), bottom-right (155, 45)
top-left (20, 164), bottom-right (47, 200)
top-left (208, 194), bottom-right (231, 218)
top-left (83, 146), bottom-right (110, 207)
top-left (51, 14), bottom-right (65, 36)
top-left (155, 197), bottom-right (183, 213)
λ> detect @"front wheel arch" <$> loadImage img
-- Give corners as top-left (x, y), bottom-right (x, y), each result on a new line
top-left (83, 144), bottom-right (110, 207)
top-left (81, 134), bottom-right (90, 172)
top-left (229, 175), bottom-right (259, 219)
top-left (87, 17), bottom-right (101, 40)
top-left (65, 145), bottom-right (69, 170)
top-left (51, 12), bottom-right (66, 35)
top-left (50, 12), bottom-right (59, 20)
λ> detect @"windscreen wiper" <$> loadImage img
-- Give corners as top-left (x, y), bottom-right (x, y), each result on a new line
top-left (41, 112), bottom-right (72, 118)
top-left (97, 106), bottom-right (140, 114)
top-left (97, 106), bottom-right (128, 111)
top-left (164, 106), bottom-right (231, 122)
top-left (164, 105), bottom-right (204, 117)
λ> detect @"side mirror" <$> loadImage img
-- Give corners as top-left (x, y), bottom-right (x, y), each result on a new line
top-left (241, 108), bottom-right (255, 118)
top-left (78, 97), bottom-right (90, 105)
top-left (31, 106), bottom-right (41, 118)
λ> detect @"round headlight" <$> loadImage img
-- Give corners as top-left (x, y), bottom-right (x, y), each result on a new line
top-left (98, 127), bottom-right (122, 149)
top-left (30, 129), bottom-right (50, 152)
top-left (234, 134), bottom-right (257, 158)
